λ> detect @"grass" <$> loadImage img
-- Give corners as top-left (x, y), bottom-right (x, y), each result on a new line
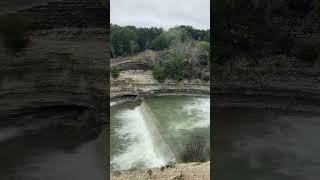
top-left (181, 135), bottom-right (209, 162)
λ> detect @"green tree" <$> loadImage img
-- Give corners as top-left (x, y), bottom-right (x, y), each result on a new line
top-left (148, 33), bottom-right (169, 50)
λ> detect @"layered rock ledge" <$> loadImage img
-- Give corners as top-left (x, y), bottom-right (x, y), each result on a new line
top-left (212, 57), bottom-right (320, 113)
top-left (0, 28), bottom-right (108, 126)
top-left (0, 0), bottom-right (108, 128)
top-left (111, 70), bottom-right (210, 102)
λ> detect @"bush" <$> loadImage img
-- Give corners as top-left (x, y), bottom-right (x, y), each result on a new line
top-left (181, 135), bottom-right (209, 162)
top-left (111, 67), bottom-right (120, 78)
top-left (0, 15), bottom-right (31, 54)
top-left (164, 52), bottom-right (185, 81)
top-left (152, 64), bottom-right (165, 82)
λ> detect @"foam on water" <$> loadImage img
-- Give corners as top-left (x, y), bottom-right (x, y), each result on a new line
top-left (170, 98), bottom-right (210, 130)
top-left (111, 105), bottom-right (168, 171)
top-left (111, 97), bottom-right (210, 171)
top-left (183, 98), bottom-right (210, 128)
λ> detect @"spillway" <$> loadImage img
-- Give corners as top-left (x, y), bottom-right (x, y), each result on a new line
top-left (110, 96), bottom-right (210, 172)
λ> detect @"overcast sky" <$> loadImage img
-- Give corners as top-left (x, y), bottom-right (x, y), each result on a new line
top-left (111, 0), bottom-right (210, 30)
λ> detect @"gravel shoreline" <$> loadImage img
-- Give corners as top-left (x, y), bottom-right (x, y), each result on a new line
top-left (111, 161), bottom-right (210, 180)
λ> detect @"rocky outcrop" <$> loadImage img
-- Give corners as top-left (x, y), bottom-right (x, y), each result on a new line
top-left (212, 56), bottom-right (320, 112)
top-left (111, 70), bottom-right (209, 101)
top-left (0, 28), bottom-right (108, 125)
top-left (7, 0), bottom-right (107, 29)
top-left (0, 1), bottom-right (108, 127)
top-left (113, 61), bottom-right (152, 71)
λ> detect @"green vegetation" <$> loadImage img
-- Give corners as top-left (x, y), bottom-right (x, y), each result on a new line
top-left (152, 64), bottom-right (165, 82)
top-left (213, 0), bottom-right (320, 64)
top-left (152, 42), bottom-right (210, 82)
top-left (111, 24), bottom-right (209, 58)
top-left (0, 15), bottom-right (31, 54)
top-left (111, 24), bottom-right (210, 82)
top-left (181, 135), bottom-right (209, 162)
top-left (111, 67), bottom-right (120, 78)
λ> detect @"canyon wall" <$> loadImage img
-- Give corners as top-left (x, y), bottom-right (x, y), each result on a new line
top-left (0, 0), bottom-right (108, 126)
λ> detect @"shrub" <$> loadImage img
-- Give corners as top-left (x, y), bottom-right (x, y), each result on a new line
top-left (152, 64), bottom-right (165, 82)
top-left (111, 67), bottom-right (120, 78)
top-left (181, 135), bottom-right (209, 162)
top-left (164, 52), bottom-right (185, 81)
top-left (0, 15), bottom-right (31, 54)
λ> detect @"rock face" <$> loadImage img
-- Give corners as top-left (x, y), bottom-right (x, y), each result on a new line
top-left (0, 1), bottom-right (108, 127)
top-left (7, 0), bottom-right (107, 29)
top-left (111, 70), bottom-right (209, 100)
top-left (212, 56), bottom-right (320, 112)
top-left (110, 42), bottom-right (210, 100)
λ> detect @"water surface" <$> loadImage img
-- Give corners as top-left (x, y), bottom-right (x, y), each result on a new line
top-left (110, 96), bottom-right (210, 172)
top-left (0, 126), bottom-right (107, 180)
top-left (214, 107), bottom-right (320, 180)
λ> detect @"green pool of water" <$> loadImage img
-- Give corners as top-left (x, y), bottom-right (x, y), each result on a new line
top-left (110, 96), bottom-right (210, 172)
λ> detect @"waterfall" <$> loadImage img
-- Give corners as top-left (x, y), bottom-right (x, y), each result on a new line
top-left (111, 101), bottom-right (176, 171)
top-left (111, 97), bottom-right (210, 172)
top-left (139, 101), bottom-right (176, 164)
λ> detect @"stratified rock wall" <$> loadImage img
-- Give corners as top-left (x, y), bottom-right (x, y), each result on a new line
top-left (10, 0), bottom-right (107, 29)
top-left (0, 0), bottom-right (108, 125)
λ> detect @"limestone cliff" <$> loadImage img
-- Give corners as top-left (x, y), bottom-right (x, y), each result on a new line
top-left (0, 0), bottom-right (108, 128)
top-left (110, 41), bottom-right (210, 101)
top-left (111, 70), bottom-right (209, 100)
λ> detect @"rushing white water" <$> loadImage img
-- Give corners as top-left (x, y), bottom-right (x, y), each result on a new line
top-left (169, 98), bottom-right (210, 131)
top-left (111, 102), bottom-right (174, 171)
top-left (111, 97), bottom-right (210, 172)
top-left (110, 98), bottom-right (133, 107)
top-left (183, 98), bottom-right (210, 128)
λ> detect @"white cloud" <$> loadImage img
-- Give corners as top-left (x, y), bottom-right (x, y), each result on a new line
top-left (111, 0), bottom-right (210, 29)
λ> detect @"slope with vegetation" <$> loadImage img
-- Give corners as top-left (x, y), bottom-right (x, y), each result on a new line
top-left (213, 0), bottom-right (320, 110)
top-left (111, 24), bottom-right (209, 58)
top-left (111, 25), bottom-right (210, 81)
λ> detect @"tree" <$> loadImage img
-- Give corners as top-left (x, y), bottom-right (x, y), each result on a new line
top-left (148, 33), bottom-right (169, 50)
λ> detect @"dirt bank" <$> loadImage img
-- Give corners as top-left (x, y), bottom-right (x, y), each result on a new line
top-left (111, 161), bottom-right (210, 180)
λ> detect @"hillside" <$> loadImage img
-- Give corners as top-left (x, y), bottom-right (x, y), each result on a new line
top-left (213, 0), bottom-right (320, 111)
top-left (110, 40), bottom-right (210, 100)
